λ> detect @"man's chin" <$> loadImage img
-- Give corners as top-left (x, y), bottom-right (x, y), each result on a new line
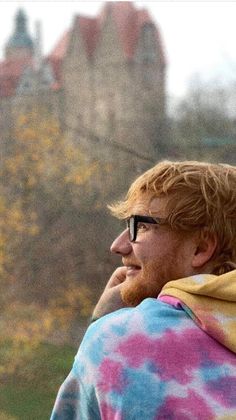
top-left (120, 277), bottom-right (160, 307)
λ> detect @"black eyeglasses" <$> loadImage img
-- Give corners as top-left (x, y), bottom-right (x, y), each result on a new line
top-left (126, 214), bottom-right (167, 242)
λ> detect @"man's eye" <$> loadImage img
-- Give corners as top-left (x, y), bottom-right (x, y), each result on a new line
top-left (137, 223), bottom-right (148, 231)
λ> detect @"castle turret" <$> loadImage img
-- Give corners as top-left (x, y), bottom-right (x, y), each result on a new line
top-left (5, 9), bottom-right (34, 59)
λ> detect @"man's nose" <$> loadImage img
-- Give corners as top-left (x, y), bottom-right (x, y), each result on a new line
top-left (110, 229), bottom-right (132, 255)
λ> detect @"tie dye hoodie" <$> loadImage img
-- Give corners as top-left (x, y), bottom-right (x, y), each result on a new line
top-left (51, 270), bottom-right (236, 419)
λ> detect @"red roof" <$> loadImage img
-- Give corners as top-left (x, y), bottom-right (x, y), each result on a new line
top-left (0, 2), bottom-right (165, 97)
top-left (72, 1), bottom-right (165, 62)
top-left (104, 2), bottom-right (165, 63)
top-left (76, 16), bottom-right (100, 58)
top-left (103, 1), bottom-right (138, 58)
top-left (49, 30), bottom-right (70, 60)
top-left (46, 30), bottom-right (71, 88)
top-left (0, 56), bottom-right (33, 97)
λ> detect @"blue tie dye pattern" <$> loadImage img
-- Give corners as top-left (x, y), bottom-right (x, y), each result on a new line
top-left (51, 297), bottom-right (236, 419)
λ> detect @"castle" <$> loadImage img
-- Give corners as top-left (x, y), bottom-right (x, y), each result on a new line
top-left (0, 2), bottom-right (166, 168)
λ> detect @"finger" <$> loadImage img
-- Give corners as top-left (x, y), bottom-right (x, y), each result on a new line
top-left (107, 267), bottom-right (127, 287)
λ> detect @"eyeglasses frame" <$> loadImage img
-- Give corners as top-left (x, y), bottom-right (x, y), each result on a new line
top-left (126, 214), bottom-right (167, 242)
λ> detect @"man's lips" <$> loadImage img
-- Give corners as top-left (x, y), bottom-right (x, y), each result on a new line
top-left (125, 265), bottom-right (141, 275)
top-left (122, 258), bottom-right (141, 275)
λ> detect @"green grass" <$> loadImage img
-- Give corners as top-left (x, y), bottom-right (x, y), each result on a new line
top-left (0, 342), bottom-right (76, 420)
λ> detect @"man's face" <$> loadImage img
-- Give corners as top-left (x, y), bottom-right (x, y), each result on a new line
top-left (110, 195), bottom-right (197, 306)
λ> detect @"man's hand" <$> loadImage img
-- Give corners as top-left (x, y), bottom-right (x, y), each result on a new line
top-left (92, 267), bottom-right (130, 321)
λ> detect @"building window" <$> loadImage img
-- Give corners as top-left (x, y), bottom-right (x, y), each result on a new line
top-left (140, 24), bottom-right (157, 63)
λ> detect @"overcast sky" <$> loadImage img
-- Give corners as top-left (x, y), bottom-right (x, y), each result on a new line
top-left (1, 1), bottom-right (236, 98)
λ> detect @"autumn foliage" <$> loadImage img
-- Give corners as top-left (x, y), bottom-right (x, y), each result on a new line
top-left (0, 107), bottom-right (117, 378)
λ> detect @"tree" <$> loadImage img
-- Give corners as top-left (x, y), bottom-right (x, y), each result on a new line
top-left (0, 107), bottom-right (117, 301)
top-left (168, 77), bottom-right (236, 162)
top-left (0, 107), bottom-right (109, 372)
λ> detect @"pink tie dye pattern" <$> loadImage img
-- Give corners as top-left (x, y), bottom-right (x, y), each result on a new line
top-left (51, 271), bottom-right (236, 419)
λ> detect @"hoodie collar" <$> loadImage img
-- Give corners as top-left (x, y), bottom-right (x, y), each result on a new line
top-left (159, 270), bottom-right (236, 353)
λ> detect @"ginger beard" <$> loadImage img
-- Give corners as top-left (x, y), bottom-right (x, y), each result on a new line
top-left (119, 234), bottom-right (186, 307)
top-left (120, 257), bottom-right (177, 307)
top-left (120, 269), bottom-right (160, 307)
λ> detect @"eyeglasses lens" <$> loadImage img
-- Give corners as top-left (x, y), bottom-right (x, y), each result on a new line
top-left (129, 216), bottom-right (135, 242)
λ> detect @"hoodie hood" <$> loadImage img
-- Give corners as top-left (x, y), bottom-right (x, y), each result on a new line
top-left (159, 270), bottom-right (236, 353)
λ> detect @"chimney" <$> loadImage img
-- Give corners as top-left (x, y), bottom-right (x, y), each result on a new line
top-left (34, 20), bottom-right (43, 70)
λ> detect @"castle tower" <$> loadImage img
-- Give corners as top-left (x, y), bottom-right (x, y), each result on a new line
top-left (62, 1), bottom-right (166, 167)
top-left (5, 9), bottom-right (34, 59)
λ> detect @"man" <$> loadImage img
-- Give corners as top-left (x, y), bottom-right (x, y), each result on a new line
top-left (51, 160), bottom-right (236, 419)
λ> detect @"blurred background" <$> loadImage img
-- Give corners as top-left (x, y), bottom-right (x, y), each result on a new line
top-left (0, 1), bottom-right (235, 418)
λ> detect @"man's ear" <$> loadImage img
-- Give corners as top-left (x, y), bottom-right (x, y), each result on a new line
top-left (192, 229), bottom-right (218, 269)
